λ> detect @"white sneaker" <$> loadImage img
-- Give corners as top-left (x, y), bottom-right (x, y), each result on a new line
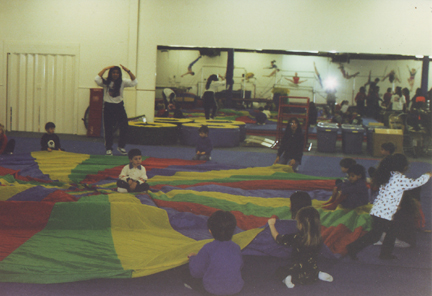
top-left (117, 147), bottom-right (127, 155)
top-left (106, 149), bottom-right (113, 156)
top-left (318, 271), bottom-right (333, 282)
top-left (394, 239), bottom-right (411, 248)
top-left (117, 187), bottom-right (128, 193)
top-left (282, 276), bottom-right (295, 288)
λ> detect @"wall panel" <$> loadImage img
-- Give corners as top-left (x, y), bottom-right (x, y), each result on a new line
top-left (7, 53), bottom-right (77, 133)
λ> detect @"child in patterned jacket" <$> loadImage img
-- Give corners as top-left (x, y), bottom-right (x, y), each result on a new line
top-left (347, 154), bottom-right (431, 260)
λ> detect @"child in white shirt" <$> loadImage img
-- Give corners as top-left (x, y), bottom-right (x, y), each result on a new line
top-left (347, 154), bottom-right (431, 260)
top-left (117, 149), bottom-right (149, 193)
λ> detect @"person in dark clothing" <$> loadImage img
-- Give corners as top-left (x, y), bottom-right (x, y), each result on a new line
top-left (274, 118), bottom-right (304, 171)
top-left (354, 86), bottom-right (366, 116)
top-left (256, 107), bottom-right (268, 125)
top-left (0, 124), bottom-right (15, 155)
top-left (322, 164), bottom-right (369, 210)
top-left (173, 102), bottom-right (187, 118)
top-left (95, 65), bottom-right (137, 156)
top-left (202, 74), bottom-right (225, 119)
top-left (40, 122), bottom-right (64, 152)
top-left (268, 207), bottom-right (333, 288)
top-left (192, 125), bottom-right (213, 161)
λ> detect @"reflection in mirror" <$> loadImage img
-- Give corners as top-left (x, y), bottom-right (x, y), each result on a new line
top-left (156, 46), bottom-right (427, 109)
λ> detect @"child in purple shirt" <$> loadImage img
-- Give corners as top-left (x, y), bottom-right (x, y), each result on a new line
top-left (185, 211), bottom-right (244, 295)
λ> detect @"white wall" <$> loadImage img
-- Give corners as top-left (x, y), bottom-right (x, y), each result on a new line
top-left (0, 0), bottom-right (431, 134)
top-left (139, 0), bottom-right (431, 121)
top-left (0, 0), bottom-right (138, 135)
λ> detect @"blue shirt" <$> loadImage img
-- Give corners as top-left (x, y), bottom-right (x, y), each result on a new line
top-left (189, 240), bottom-right (244, 295)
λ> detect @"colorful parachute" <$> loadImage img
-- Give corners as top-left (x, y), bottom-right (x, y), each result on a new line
top-left (0, 151), bottom-right (372, 283)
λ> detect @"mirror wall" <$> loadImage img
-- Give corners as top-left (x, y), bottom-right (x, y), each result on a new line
top-left (156, 46), bottom-right (428, 106)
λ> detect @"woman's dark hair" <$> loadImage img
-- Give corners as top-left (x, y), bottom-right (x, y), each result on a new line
top-left (348, 164), bottom-right (366, 180)
top-left (296, 207), bottom-right (322, 247)
top-left (290, 191), bottom-right (312, 219)
top-left (103, 66), bottom-right (122, 97)
top-left (205, 74), bottom-right (219, 90)
top-left (372, 153), bottom-right (409, 187)
top-left (207, 210), bottom-right (237, 241)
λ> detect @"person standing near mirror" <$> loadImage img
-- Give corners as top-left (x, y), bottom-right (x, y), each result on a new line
top-left (95, 65), bottom-right (137, 156)
top-left (202, 74), bottom-right (225, 120)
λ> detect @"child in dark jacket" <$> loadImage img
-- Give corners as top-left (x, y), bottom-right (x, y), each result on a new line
top-left (192, 125), bottom-right (213, 161)
top-left (40, 122), bottom-right (64, 151)
top-left (323, 164), bottom-right (369, 210)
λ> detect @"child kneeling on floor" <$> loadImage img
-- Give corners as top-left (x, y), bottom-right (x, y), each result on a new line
top-left (268, 207), bottom-right (333, 288)
top-left (185, 210), bottom-right (244, 295)
top-left (117, 148), bottom-right (149, 193)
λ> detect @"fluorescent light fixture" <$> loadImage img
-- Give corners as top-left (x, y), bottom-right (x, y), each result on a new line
top-left (329, 50), bottom-right (338, 53)
top-left (415, 55), bottom-right (424, 59)
top-left (289, 50), bottom-right (319, 54)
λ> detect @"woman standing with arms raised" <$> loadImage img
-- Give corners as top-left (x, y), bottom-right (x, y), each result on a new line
top-left (95, 65), bottom-right (137, 156)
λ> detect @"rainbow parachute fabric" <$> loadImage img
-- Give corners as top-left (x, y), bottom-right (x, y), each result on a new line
top-left (0, 151), bottom-right (372, 283)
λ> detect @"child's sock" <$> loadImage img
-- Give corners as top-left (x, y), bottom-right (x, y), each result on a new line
top-left (373, 233), bottom-right (386, 245)
top-left (282, 275), bottom-right (295, 288)
top-left (318, 271), bottom-right (333, 282)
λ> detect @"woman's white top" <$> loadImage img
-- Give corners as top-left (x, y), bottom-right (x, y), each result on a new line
top-left (206, 80), bottom-right (226, 93)
top-left (95, 75), bottom-right (137, 104)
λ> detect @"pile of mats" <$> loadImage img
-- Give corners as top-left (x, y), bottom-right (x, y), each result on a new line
top-left (0, 151), bottom-right (373, 284)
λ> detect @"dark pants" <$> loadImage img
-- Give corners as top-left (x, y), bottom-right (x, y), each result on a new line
top-left (103, 102), bottom-right (128, 150)
top-left (1, 139), bottom-right (15, 154)
top-left (348, 215), bottom-right (397, 257)
top-left (356, 100), bottom-right (365, 116)
top-left (327, 100), bottom-right (335, 116)
top-left (117, 180), bottom-right (149, 192)
top-left (393, 190), bottom-right (420, 246)
top-left (203, 92), bottom-right (217, 119)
